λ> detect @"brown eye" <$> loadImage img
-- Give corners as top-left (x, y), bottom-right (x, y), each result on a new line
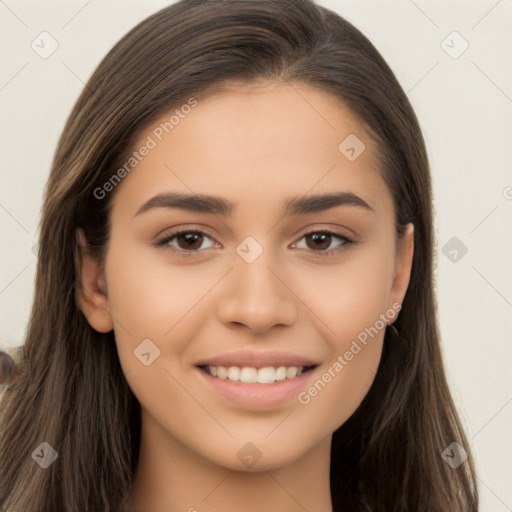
top-left (305, 232), bottom-right (332, 251)
top-left (175, 232), bottom-right (204, 250)
top-left (294, 231), bottom-right (353, 255)
top-left (154, 229), bottom-right (218, 253)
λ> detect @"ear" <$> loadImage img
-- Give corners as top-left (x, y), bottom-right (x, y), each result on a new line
top-left (75, 228), bottom-right (113, 333)
top-left (388, 223), bottom-right (414, 312)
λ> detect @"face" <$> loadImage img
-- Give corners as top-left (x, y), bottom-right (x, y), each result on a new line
top-left (77, 81), bottom-right (413, 472)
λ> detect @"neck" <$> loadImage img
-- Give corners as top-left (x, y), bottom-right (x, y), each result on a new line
top-left (126, 409), bottom-right (333, 512)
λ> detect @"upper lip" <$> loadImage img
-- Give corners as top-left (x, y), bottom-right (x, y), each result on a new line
top-left (195, 350), bottom-right (321, 369)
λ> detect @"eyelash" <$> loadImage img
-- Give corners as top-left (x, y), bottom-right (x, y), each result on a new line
top-left (152, 228), bottom-right (354, 257)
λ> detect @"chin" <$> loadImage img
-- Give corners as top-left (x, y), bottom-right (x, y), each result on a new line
top-left (196, 438), bottom-right (313, 473)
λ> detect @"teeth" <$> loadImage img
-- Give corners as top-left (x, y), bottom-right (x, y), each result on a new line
top-left (286, 366), bottom-right (298, 379)
top-left (275, 366), bottom-right (287, 381)
top-left (203, 365), bottom-right (307, 384)
top-left (240, 367), bottom-right (257, 383)
top-left (216, 366), bottom-right (227, 379)
top-left (228, 366), bottom-right (240, 381)
top-left (257, 367), bottom-right (275, 384)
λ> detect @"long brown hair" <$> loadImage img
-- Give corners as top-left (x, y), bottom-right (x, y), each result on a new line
top-left (0, 1), bottom-right (478, 510)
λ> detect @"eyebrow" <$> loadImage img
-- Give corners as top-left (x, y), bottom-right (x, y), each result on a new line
top-left (133, 191), bottom-right (375, 218)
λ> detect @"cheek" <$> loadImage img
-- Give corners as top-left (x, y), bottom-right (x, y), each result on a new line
top-left (103, 242), bottom-right (227, 375)
top-left (105, 241), bottom-right (219, 331)
top-left (290, 258), bottom-right (391, 433)
top-left (285, 245), bottom-right (393, 416)
top-left (293, 337), bottom-right (383, 444)
top-left (291, 245), bottom-right (395, 343)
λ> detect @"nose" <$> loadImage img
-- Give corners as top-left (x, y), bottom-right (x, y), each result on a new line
top-left (216, 254), bottom-right (298, 335)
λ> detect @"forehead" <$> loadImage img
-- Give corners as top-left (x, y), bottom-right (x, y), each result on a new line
top-left (109, 82), bottom-right (391, 217)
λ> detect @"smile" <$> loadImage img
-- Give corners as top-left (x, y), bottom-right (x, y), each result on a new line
top-left (199, 364), bottom-right (316, 384)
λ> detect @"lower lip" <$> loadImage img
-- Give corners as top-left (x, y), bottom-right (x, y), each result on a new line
top-left (195, 366), bottom-right (317, 409)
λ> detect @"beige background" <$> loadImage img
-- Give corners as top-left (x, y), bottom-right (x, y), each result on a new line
top-left (0, 1), bottom-right (511, 509)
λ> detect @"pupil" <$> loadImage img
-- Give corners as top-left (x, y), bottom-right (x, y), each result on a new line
top-left (179, 232), bottom-right (202, 250)
top-left (308, 233), bottom-right (330, 250)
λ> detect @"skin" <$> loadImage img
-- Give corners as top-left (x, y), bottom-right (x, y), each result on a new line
top-left (77, 81), bottom-right (414, 512)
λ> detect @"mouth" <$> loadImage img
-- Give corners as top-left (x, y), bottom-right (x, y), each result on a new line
top-left (195, 362), bottom-right (320, 409)
top-left (197, 364), bottom-right (318, 384)
top-left (193, 350), bottom-right (322, 408)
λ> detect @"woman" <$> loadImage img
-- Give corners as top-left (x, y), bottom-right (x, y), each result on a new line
top-left (0, 0), bottom-right (478, 510)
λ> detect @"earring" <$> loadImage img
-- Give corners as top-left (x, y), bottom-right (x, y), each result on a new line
top-left (0, 350), bottom-right (17, 386)
top-left (387, 323), bottom-right (399, 339)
